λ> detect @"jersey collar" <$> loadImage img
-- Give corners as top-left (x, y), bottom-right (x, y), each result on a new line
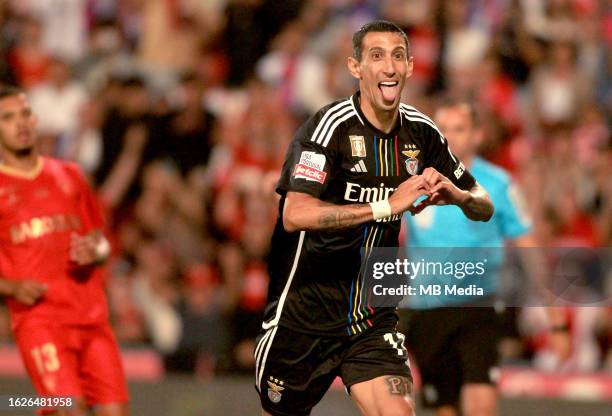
top-left (351, 91), bottom-right (402, 137)
top-left (0, 156), bottom-right (44, 180)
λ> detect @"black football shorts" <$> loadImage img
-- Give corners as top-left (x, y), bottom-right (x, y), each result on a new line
top-left (254, 321), bottom-right (412, 416)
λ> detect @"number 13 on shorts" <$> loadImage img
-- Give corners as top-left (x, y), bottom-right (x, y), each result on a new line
top-left (31, 342), bottom-right (60, 374)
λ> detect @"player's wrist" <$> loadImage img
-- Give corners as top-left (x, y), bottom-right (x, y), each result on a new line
top-left (456, 190), bottom-right (472, 209)
top-left (0, 279), bottom-right (17, 298)
top-left (93, 237), bottom-right (111, 263)
top-left (369, 199), bottom-right (392, 220)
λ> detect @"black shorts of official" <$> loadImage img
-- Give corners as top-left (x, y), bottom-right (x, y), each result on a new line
top-left (254, 322), bottom-right (412, 416)
top-left (399, 307), bottom-right (500, 409)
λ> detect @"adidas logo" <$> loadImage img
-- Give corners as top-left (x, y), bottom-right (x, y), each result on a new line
top-left (350, 160), bottom-right (368, 173)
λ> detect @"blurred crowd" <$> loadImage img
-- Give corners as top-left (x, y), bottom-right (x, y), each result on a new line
top-left (0, 0), bottom-right (610, 376)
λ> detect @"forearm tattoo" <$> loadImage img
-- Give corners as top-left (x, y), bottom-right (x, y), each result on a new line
top-left (385, 376), bottom-right (412, 396)
top-left (318, 209), bottom-right (358, 230)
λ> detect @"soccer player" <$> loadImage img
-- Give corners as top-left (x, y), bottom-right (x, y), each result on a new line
top-left (0, 86), bottom-right (129, 416)
top-left (256, 21), bottom-right (493, 416)
top-left (401, 99), bottom-right (533, 416)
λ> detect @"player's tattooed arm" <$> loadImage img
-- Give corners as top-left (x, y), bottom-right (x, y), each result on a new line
top-left (318, 208), bottom-right (359, 230)
top-left (283, 192), bottom-right (374, 232)
top-left (458, 182), bottom-right (494, 221)
top-left (284, 177), bottom-right (431, 232)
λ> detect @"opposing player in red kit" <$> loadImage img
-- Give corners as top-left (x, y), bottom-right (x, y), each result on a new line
top-left (0, 87), bottom-right (129, 416)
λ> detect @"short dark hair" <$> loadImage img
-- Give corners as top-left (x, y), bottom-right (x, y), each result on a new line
top-left (0, 85), bottom-right (23, 100)
top-left (352, 20), bottom-right (410, 61)
top-left (437, 97), bottom-right (480, 127)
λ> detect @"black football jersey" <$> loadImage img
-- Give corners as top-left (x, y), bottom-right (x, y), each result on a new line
top-left (263, 92), bottom-right (476, 336)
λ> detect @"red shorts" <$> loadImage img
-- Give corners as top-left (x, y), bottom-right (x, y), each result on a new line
top-left (14, 320), bottom-right (129, 412)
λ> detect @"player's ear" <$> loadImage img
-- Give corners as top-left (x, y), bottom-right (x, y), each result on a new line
top-left (347, 56), bottom-right (361, 80)
top-left (405, 56), bottom-right (414, 79)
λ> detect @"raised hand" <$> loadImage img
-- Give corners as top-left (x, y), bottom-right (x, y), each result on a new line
top-left (411, 167), bottom-right (467, 214)
top-left (388, 175), bottom-right (431, 215)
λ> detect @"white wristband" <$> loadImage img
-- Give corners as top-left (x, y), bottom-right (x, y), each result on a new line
top-left (369, 199), bottom-right (392, 220)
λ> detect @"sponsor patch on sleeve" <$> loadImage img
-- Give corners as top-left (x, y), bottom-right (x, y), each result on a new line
top-left (292, 151), bottom-right (327, 184)
top-left (453, 162), bottom-right (465, 179)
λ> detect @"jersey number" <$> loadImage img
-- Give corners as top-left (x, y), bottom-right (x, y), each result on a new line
top-left (31, 342), bottom-right (60, 374)
top-left (384, 332), bottom-right (406, 356)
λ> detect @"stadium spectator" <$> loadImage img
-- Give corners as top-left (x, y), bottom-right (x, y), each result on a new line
top-left (28, 57), bottom-right (88, 155)
top-left (528, 41), bottom-right (588, 130)
top-left (94, 75), bottom-right (158, 212)
top-left (8, 16), bottom-right (51, 88)
top-left (25, 0), bottom-right (88, 63)
top-left (158, 72), bottom-right (217, 177)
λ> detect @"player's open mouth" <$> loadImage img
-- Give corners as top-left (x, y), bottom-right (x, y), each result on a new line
top-left (378, 81), bottom-right (399, 103)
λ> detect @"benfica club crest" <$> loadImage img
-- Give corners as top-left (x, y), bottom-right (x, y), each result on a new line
top-left (267, 377), bottom-right (285, 403)
top-left (402, 146), bottom-right (420, 175)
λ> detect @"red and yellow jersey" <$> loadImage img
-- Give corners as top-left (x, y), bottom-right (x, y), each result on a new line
top-left (0, 157), bottom-right (108, 330)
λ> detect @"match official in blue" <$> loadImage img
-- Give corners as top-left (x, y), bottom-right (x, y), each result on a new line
top-left (401, 99), bottom-right (532, 416)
